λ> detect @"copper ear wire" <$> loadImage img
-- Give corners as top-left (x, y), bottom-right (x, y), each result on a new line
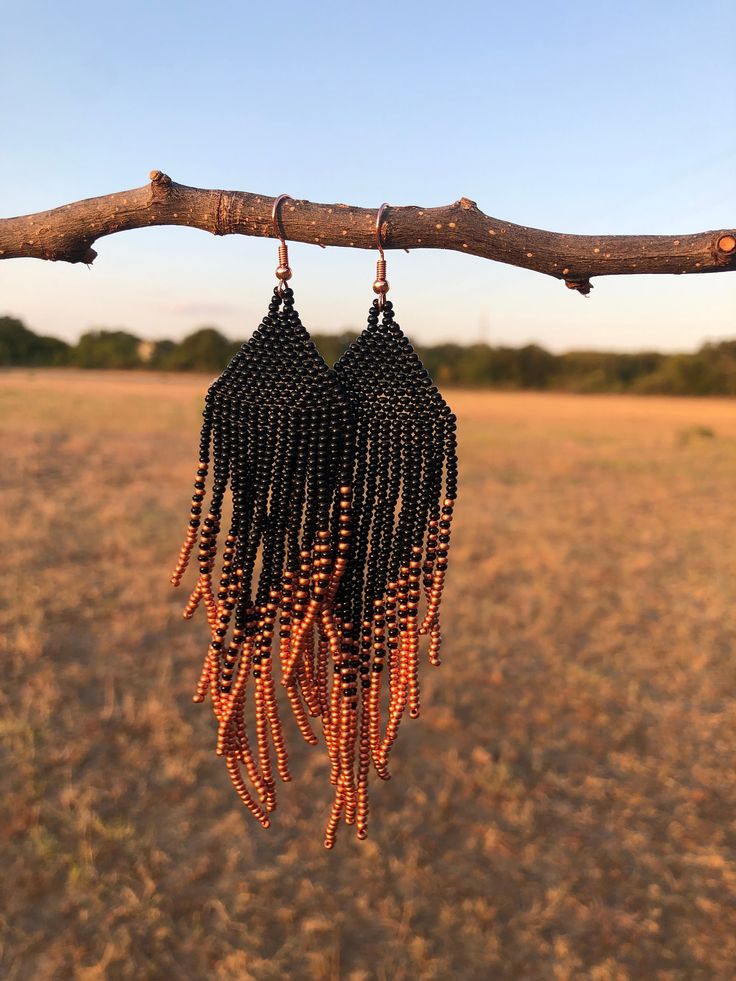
top-left (373, 203), bottom-right (390, 309)
top-left (275, 197), bottom-right (397, 303)
top-left (273, 194), bottom-right (293, 291)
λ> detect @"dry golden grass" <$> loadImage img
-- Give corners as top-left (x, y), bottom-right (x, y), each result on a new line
top-left (2, 370), bottom-right (736, 980)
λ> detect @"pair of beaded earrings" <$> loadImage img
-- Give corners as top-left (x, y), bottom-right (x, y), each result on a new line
top-left (171, 197), bottom-right (458, 847)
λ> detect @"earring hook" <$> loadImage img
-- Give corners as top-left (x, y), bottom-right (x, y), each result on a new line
top-left (272, 194), bottom-right (293, 290)
top-left (373, 203), bottom-right (390, 308)
top-left (375, 202), bottom-right (389, 260)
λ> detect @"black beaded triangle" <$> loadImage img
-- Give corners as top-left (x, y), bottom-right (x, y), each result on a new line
top-left (171, 286), bottom-right (354, 827)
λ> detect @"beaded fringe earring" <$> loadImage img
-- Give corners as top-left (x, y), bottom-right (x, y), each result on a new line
top-left (324, 205), bottom-right (459, 846)
top-left (171, 200), bottom-right (458, 846)
top-left (171, 196), bottom-right (354, 825)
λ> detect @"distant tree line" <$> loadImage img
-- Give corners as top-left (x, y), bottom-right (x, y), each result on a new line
top-left (2, 314), bottom-right (736, 396)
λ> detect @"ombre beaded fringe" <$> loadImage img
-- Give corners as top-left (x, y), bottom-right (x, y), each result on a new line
top-left (328, 299), bottom-right (458, 846)
top-left (172, 291), bottom-right (458, 846)
top-left (172, 286), bottom-right (353, 827)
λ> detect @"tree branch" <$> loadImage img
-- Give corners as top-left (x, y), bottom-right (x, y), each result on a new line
top-left (1, 170), bottom-right (734, 295)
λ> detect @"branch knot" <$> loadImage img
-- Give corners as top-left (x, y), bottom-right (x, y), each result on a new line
top-left (149, 171), bottom-right (173, 204)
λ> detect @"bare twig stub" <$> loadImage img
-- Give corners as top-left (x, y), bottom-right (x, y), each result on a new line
top-left (0, 170), bottom-right (734, 295)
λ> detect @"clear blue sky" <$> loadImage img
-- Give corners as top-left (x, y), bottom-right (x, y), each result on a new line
top-left (2, 0), bottom-right (734, 351)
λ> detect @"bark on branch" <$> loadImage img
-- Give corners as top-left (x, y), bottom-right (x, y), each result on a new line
top-left (1, 170), bottom-right (734, 295)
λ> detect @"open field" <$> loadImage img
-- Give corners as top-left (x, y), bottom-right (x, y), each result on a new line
top-left (2, 370), bottom-right (736, 980)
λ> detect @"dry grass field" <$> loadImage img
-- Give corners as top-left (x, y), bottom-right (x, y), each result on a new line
top-left (2, 369), bottom-right (736, 980)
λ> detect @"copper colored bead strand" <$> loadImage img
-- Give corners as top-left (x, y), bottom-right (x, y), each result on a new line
top-left (171, 461), bottom-right (209, 587)
top-left (195, 393), bottom-right (231, 632)
top-left (284, 549), bottom-right (320, 744)
top-left (323, 779), bottom-right (345, 849)
top-left (367, 600), bottom-right (388, 775)
top-left (229, 630), bottom-right (268, 803)
top-left (339, 621), bottom-right (359, 825)
top-left (428, 621), bottom-right (442, 666)
top-left (173, 380), bottom-right (216, 598)
top-left (316, 631), bottom-right (331, 719)
top-left (355, 678), bottom-right (372, 839)
top-left (406, 547), bottom-right (423, 718)
top-left (419, 518), bottom-right (440, 635)
top-left (381, 577), bottom-right (408, 764)
top-left (172, 390), bottom-right (215, 590)
top-left (225, 754), bottom-right (270, 828)
top-left (253, 608), bottom-right (276, 812)
top-left (285, 673), bottom-right (319, 746)
top-left (318, 629), bottom-right (338, 775)
top-left (325, 613), bottom-right (344, 788)
top-left (280, 572), bottom-right (318, 745)
top-left (260, 591), bottom-right (291, 783)
top-left (217, 622), bottom-right (251, 752)
top-left (283, 548), bottom-right (313, 685)
top-left (371, 584), bottom-right (398, 779)
top-left (419, 500), bottom-right (455, 640)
